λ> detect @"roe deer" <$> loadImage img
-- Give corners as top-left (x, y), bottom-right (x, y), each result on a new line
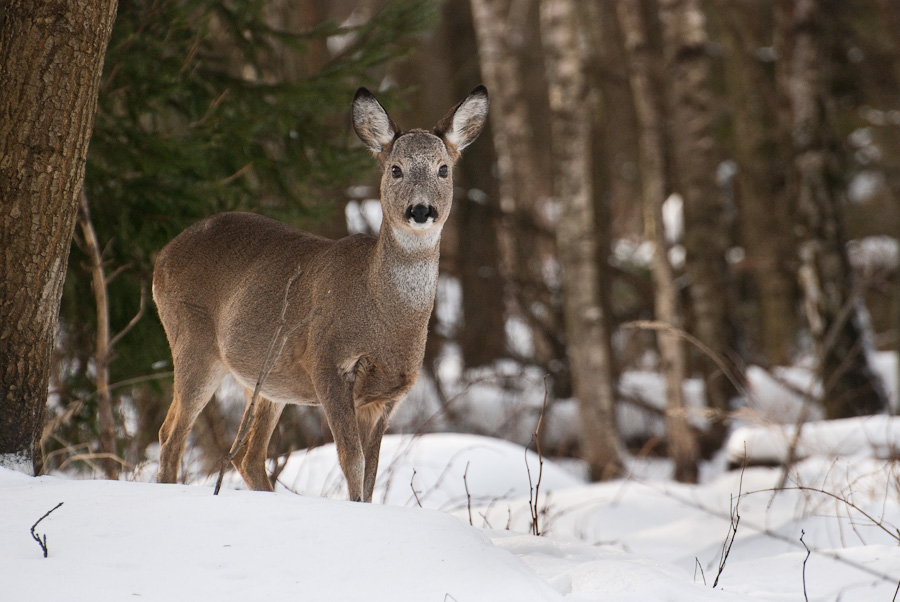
top-left (153, 86), bottom-right (488, 501)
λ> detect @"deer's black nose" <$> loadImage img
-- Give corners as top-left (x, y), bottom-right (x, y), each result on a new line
top-left (406, 204), bottom-right (438, 224)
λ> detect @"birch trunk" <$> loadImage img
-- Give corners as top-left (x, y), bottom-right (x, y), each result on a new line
top-left (469, 0), bottom-right (566, 387)
top-left (617, 0), bottom-right (698, 483)
top-left (540, 0), bottom-right (624, 480)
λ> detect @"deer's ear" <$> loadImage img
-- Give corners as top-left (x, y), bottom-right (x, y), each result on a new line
top-left (434, 85), bottom-right (489, 154)
top-left (352, 88), bottom-right (399, 153)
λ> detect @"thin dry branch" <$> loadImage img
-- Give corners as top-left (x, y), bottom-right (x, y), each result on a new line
top-left (30, 502), bottom-right (64, 558)
top-left (108, 283), bottom-right (147, 350)
top-left (621, 320), bottom-right (750, 402)
top-left (800, 530), bottom-right (811, 602)
top-left (463, 461), bottom-right (473, 526)
top-left (526, 376), bottom-right (549, 536)
top-left (712, 454), bottom-right (745, 588)
top-left (214, 266), bottom-right (319, 495)
top-left (746, 485), bottom-right (900, 544)
top-left (410, 469), bottom-right (423, 508)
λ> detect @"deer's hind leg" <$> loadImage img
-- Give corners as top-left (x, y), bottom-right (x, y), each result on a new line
top-left (232, 389), bottom-right (285, 492)
top-left (158, 352), bottom-right (226, 484)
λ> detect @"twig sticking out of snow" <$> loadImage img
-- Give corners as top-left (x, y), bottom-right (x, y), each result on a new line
top-left (410, 469), bottom-right (423, 508)
top-left (213, 266), bottom-right (319, 495)
top-left (800, 530), bottom-right (811, 602)
top-left (30, 502), bottom-right (63, 558)
top-left (713, 452), bottom-right (745, 588)
top-left (526, 377), bottom-right (549, 537)
top-left (694, 557), bottom-right (706, 585)
top-left (463, 461), bottom-right (473, 526)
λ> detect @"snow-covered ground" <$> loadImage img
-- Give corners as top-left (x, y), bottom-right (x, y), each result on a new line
top-left (5, 352), bottom-right (898, 600)
top-left (4, 425), bottom-right (899, 601)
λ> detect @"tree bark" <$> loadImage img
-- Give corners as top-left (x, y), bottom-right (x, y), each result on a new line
top-left (540, 0), bottom-right (624, 480)
top-left (658, 0), bottom-right (735, 449)
top-left (777, 0), bottom-right (888, 418)
top-left (617, 0), bottom-right (698, 483)
top-left (715, 0), bottom-right (799, 368)
top-left (0, 0), bottom-right (118, 474)
top-left (439, 0), bottom-right (507, 368)
top-left (469, 0), bottom-right (567, 389)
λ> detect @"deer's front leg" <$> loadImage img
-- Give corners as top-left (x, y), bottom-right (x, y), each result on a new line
top-left (315, 372), bottom-right (365, 501)
top-left (357, 400), bottom-right (395, 503)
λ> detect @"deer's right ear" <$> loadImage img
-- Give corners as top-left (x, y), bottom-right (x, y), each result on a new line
top-left (352, 88), bottom-right (399, 153)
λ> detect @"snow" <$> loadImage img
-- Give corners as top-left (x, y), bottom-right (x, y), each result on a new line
top-left (5, 425), bottom-right (899, 601)
top-left (727, 415), bottom-right (900, 466)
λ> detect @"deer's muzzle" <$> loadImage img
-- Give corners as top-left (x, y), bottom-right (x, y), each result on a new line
top-left (406, 204), bottom-right (438, 225)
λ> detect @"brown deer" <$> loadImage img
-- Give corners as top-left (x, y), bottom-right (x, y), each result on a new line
top-left (153, 86), bottom-right (488, 501)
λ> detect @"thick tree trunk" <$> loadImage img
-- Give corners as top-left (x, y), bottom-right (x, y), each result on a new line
top-left (777, 0), bottom-right (888, 418)
top-left (715, 0), bottom-right (798, 368)
top-left (0, 0), bottom-right (118, 474)
top-left (658, 0), bottom-right (735, 449)
top-left (540, 0), bottom-right (624, 480)
top-left (617, 0), bottom-right (698, 483)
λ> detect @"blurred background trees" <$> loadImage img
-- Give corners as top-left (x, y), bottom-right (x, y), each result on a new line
top-left (28, 0), bottom-right (899, 482)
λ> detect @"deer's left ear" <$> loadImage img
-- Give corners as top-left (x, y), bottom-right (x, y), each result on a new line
top-left (434, 85), bottom-right (489, 154)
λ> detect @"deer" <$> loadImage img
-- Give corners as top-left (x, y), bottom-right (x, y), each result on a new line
top-left (153, 85), bottom-right (488, 502)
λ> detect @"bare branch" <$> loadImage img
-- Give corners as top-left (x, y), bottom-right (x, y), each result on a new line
top-left (108, 283), bottom-right (147, 351)
top-left (214, 265), bottom-right (318, 495)
top-left (526, 376), bottom-right (549, 536)
top-left (800, 530), bottom-right (811, 602)
top-left (30, 502), bottom-right (64, 558)
top-left (463, 461), bottom-right (473, 526)
top-left (622, 320), bottom-right (750, 403)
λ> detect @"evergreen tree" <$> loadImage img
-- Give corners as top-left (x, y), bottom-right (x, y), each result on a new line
top-left (50, 0), bottom-right (438, 473)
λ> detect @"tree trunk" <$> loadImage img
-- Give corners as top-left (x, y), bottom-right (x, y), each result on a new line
top-left (777, 0), bottom-right (888, 418)
top-left (617, 0), bottom-right (698, 483)
top-left (469, 0), bottom-right (568, 390)
top-left (0, 0), bottom-right (118, 474)
top-left (714, 0), bottom-right (799, 368)
top-left (658, 0), bottom-right (736, 450)
top-left (540, 0), bottom-right (624, 480)
top-left (440, 0), bottom-right (507, 368)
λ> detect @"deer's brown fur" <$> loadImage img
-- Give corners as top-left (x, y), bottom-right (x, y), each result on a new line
top-left (154, 86), bottom-right (488, 501)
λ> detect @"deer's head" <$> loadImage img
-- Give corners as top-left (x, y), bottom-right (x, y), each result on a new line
top-left (352, 86), bottom-right (489, 250)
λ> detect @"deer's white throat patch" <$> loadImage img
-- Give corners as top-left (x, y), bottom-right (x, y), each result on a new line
top-left (391, 224), bottom-right (442, 254)
top-left (389, 259), bottom-right (438, 309)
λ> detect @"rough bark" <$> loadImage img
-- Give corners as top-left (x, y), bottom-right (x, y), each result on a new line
top-left (0, 0), bottom-right (118, 474)
top-left (715, 0), bottom-right (799, 368)
top-left (777, 0), bottom-right (888, 418)
top-left (540, 0), bottom-right (624, 480)
top-left (617, 0), bottom-right (698, 483)
top-left (658, 0), bottom-right (735, 449)
top-left (469, 0), bottom-right (566, 388)
top-left (440, 0), bottom-right (507, 368)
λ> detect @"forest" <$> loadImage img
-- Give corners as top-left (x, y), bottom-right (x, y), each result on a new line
top-left (2, 0), bottom-right (899, 486)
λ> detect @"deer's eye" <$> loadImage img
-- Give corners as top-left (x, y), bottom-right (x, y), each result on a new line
top-left (438, 165), bottom-right (449, 178)
top-left (391, 165), bottom-right (402, 179)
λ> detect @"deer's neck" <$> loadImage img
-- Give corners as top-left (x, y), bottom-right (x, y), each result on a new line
top-left (371, 223), bottom-right (441, 313)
